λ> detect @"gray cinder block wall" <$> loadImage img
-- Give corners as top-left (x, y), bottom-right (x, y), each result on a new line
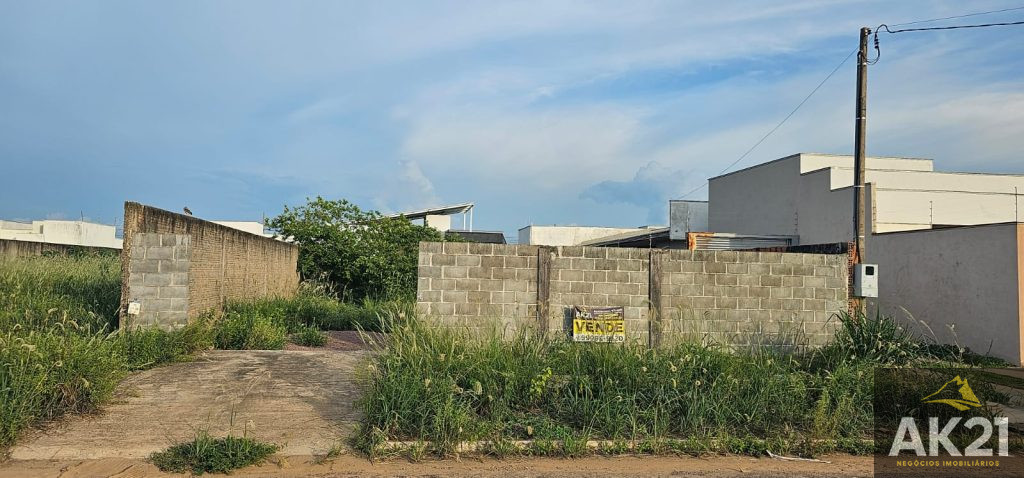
top-left (416, 242), bottom-right (849, 346)
top-left (124, 233), bottom-right (191, 328)
top-left (119, 201), bottom-right (300, 329)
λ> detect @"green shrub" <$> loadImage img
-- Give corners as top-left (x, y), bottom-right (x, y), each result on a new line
top-left (817, 310), bottom-right (925, 366)
top-left (149, 432), bottom-right (278, 475)
top-left (266, 197), bottom-right (451, 301)
top-left (290, 324), bottom-right (328, 347)
top-left (213, 312), bottom-right (287, 350)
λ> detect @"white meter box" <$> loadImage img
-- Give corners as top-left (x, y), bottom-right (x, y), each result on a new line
top-left (853, 264), bottom-right (878, 298)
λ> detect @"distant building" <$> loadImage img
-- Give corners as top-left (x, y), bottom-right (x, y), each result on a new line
top-left (708, 152), bottom-right (1024, 244)
top-left (706, 152), bottom-right (1024, 366)
top-left (391, 203), bottom-right (475, 232)
top-left (212, 221), bottom-right (271, 237)
top-left (0, 220), bottom-right (122, 249)
top-left (518, 225), bottom-right (652, 246)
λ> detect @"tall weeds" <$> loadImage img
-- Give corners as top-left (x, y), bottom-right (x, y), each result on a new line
top-left (359, 314), bottom-right (883, 457)
top-left (0, 255), bottom-right (211, 448)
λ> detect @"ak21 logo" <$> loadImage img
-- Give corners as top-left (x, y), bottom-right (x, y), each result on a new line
top-left (889, 375), bottom-right (1010, 457)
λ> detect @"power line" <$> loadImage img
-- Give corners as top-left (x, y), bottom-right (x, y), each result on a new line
top-left (679, 48), bottom-right (857, 199)
top-left (890, 5), bottom-right (1024, 27)
top-left (879, 20), bottom-right (1024, 34)
top-left (870, 19), bottom-right (1024, 63)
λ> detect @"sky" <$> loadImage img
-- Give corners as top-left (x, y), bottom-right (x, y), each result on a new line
top-left (2, 1), bottom-right (1023, 240)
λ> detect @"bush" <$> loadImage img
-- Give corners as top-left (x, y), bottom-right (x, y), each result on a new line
top-left (213, 312), bottom-right (287, 350)
top-left (290, 324), bottom-right (328, 347)
top-left (266, 197), bottom-right (448, 301)
top-left (149, 432), bottom-right (278, 475)
top-left (817, 310), bottom-right (927, 366)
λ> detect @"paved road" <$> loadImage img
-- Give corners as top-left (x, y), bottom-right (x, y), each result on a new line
top-left (8, 349), bottom-right (367, 460)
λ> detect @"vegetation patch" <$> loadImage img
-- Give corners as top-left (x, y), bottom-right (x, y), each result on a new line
top-left (149, 432), bottom-right (278, 475)
top-left (357, 310), bottom-right (1004, 459)
top-left (224, 282), bottom-right (402, 332)
top-left (0, 255), bottom-right (213, 448)
top-left (213, 312), bottom-right (288, 350)
top-left (290, 324), bottom-right (328, 347)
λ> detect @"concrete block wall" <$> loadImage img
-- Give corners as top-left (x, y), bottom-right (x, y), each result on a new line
top-left (660, 250), bottom-right (848, 346)
top-left (120, 202), bottom-right (299, 328)
top-left (124, 233), bottom-right (191, 328)
top-left (417, 242), bottom-right (849, 347)
top-left (416, 242), bottom-right (539, 332)
top-left (547, 246), bottom-right (650, 343)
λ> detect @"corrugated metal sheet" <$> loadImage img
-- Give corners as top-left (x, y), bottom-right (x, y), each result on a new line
top-left (693, 235), bottom-right (793, 250)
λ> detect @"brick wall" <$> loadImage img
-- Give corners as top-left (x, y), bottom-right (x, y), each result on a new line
top-left (124, 233), bottom-right (190, 328)
top-left (120, 202), bottom-right (299, 328)
top-left (0, 238), bottom-right (119, 258)
top-left (417, 242), bottom-right (849, 346)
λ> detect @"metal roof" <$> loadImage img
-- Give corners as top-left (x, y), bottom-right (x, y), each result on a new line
top-left (580, 227), bottom-right (670, 246)
top-left (389, 203), bottom-right (473, 220)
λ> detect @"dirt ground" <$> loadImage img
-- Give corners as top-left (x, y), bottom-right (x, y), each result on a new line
top-left (6, 349), bottom-right (368, 461)
top-left (0, 454), bottom-right (874, 477)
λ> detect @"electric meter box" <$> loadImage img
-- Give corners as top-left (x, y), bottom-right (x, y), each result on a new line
top-left (853, 264), bottom-right (878, 298)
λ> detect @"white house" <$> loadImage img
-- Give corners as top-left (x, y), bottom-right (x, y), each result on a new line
top-left (706, 153), bottom-right (1024, 365)
top-left (0, 220), bottom-right (123, 249)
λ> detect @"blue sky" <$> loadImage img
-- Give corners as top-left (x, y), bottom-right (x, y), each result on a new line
top-left (2, 1), bottom-right (1023, 239)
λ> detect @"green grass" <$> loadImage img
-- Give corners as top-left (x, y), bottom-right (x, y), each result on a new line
top-left (357, 309), bottom-right (1005, 458)
top-left (290, 324), bottom-right (328, 347)
top-left (149, 431), bottom-right (278, 475)
top-left (224, 281), bottom-right (406, 333)
top-left (0, 254), bottom-right (212, 448)
top-left (213, 312), bottom-right (288, 350)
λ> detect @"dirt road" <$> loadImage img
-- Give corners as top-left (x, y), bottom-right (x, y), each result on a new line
top-left (7, 349), bottom-right (367, 461)
top-left (1, 454), bottom-right (873, 477)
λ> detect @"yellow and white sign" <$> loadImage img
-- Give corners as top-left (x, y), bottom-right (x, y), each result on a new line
top-left (571, 306), bottom-right (625, 343)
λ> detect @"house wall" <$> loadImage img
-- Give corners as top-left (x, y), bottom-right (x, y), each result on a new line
top-left (709, 155), bottom-right (803, 238)
top-left (417, 242), bottom-right (849, 346)
top-left (866, 219), bottom-right (1023, 366)
top-left (120, 202), bottom-right (299, 328)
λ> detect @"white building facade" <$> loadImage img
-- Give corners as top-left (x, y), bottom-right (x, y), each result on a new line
top-left (706, 153), bottom-right (1024, 365)
top-left (0, 220), bottom-right (123, 249)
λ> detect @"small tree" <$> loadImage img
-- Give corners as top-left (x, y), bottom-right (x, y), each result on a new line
top-left (267, 197), bottom-right (445, 301)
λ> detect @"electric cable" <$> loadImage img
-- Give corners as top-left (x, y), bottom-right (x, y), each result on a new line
top-left (678, 49), bottom-right (857, 199)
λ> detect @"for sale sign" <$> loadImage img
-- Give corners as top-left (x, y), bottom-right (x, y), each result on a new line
top-left (571, 306), bottom-right (625, 343)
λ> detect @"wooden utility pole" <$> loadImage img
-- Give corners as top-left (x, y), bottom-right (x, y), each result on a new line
top-left (853, 27), bottom-right (870, 263)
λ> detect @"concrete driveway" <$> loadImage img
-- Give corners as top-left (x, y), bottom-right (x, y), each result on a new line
top-left (9, 348), bottom-right (368, 460)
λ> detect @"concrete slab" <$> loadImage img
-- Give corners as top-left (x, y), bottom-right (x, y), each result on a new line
top-left (9, 350), bottom-right (368, 460)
